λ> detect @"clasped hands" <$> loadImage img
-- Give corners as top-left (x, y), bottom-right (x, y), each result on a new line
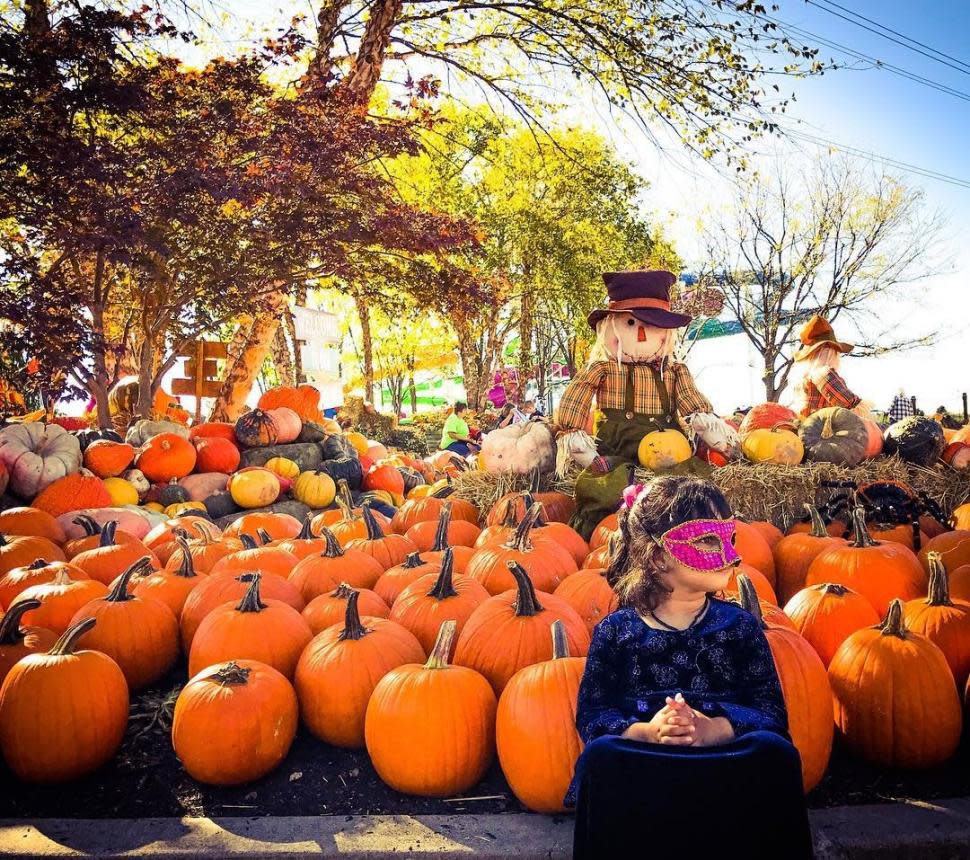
top-left (621, 693), bottom-right (735, 748)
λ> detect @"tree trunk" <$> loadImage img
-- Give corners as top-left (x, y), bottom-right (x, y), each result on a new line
top-left (408, 370), bottom-right (417, 414)
top-left (312, 0), bottom-right (352, 78)
top-left (209, 293), bottom-right (286, 421)
top-left (285, 309), bottom-right (304, 384)
top-left (342, 0), bottom-right (404, 101)
top-left (455, 321), bottom-right (482, 410)
top-left (271, 326), bottom-right (295, 387)
top-left (353, 293), bottom-right (375, 404)
top-left (135, 336), bottom-right (155, 420)
top-left (518, 287), bottom-right (533, 393)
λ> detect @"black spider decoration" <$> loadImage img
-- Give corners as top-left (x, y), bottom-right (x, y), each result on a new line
top-left (808, 479), bottom-right (951, 550)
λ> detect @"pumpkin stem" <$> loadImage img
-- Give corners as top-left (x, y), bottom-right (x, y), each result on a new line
top-left (318, 527), bottom-right (344, 558)
top-left (551, 619), bottom-right (570, 659)
top-left (925, 552), bottom-right (953, 606)
top-left (235, 572), bottom-right (266, 613)
top-left (426, 548), bottom-right (457, 600)
top-left (821, 412), bottom-right (835, 440)
top-left (257, 528), bottom-right (273, 546)
top-left (337, 588), bottom-right (370, 641)
top-left (507, 503), bottom-right (541, 552)
top-left (497, 497), bottom-right (520, 528)
top-left (507, 561), bottom-right (544, 617)
top-left (335, 479), bottom-right (355, 518)
top-left (209, 661), bottom-right (251, 686)
top-left (401, 551), bottom-right (427, 570)
top-left (430, 502), bottom-right (453, 552)
top-left (26, 558), bottom-right (50, 570)
top-left (0, 599), bottom-right (41, 645)
top-left (805, 504), bottom-right (830, 539)
top-left (424, 619), bottom-right (457, 669)
top-left (360, 505), bottom-right (386, 540)
top-left (239, 533), bottom-right (258, 550)
top-left (522, 492), bottom-right (549, 527)
top-left (49, 617), bottom-right (97, 656)
top-left (848, 507), bottom-right (879, 548)
top-left (819, 583), bottom-right (850, 597)
top-left (330, 582), bottom-right (356, 600)
top-left (106, 557), bottom-right (154, 602)
top-left (99, 520), bottom-right (118, 548)
top-left (880, 599), bottom-right (907, 638)
top-left (296, 515), bottom-right (314, 541)
top-left (192, 521), bottom-right (218, 544)
top-left (72, 515), bottom-right (102, 537)
top-left (174, 536), bottom-right (199, 579)
top-left (736, 574), bottom-right (766, 629)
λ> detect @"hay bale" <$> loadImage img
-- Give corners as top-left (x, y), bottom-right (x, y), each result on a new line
top-left (449, 470), bottom-right (563, 517)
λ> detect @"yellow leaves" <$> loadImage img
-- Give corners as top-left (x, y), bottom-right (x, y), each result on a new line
top-left (220, 198), bottom-right (243, 217)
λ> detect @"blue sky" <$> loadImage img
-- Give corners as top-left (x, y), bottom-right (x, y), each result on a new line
top-left (180, 0), bottom-right (969, 413)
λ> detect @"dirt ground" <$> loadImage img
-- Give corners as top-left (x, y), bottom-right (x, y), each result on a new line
top-left (1, 665), bottom-right (968, 819)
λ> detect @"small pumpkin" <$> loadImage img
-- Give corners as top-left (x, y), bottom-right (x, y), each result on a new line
top-left (829, 599), bottom-right (962, 768)
top-left (73, 427), bottom-right (123, 451)
top-left (228, 468), bottom-right (280, 509)
top-left (365, 619), bottom-right (497, 797)
top-left (188, 421), bottom-right (237, 441)
top-left (738, 403), bottom-right (798, 438)
top-left (234, 409), bottom-right (279, 448)
top-left (69, 558), bottom-right (179, 690)
top-left (193, 436), bottom-right (240, 474)
top-left (172, 660), bottom-right (297, 786)
top-left (742, 427), bottom-right (804, 465)
top-left (135, 433), bottom-right (197, 483)
top-left (798, 407), bottom-right (869, 467)
top-left (496, 620), bottom-right (585, 812)
top-left (293, 470), bottom-right (337, 508)
top-left (157, 479), bottom-right (191, 507)
top-left (0, 599), bottom-right (57, 687)
top-left (784, 582), bottom-right (880, 668)
top-left (189, 573), bottom-right (312, 679)
top-left (363, 463), bottom-right (405, 496)
top-left (884, 416), bottom-right (946, 466)
top-left (317, 456), bottom-right (364, 491)
top-left (0, 617), bottom-right (129, 783)
top-left (83, 440), bottom-right (135, 478)
top-left (103, 477), bottom-right (139, 507)
top-left (637, 429), bottom-right (692, 470)
top-left (122, 468), bottom-right (151, 499)
top-left (288, 527), bottom-right (385, 601)
top-left (303, 581), bottom-right (390, 634)
top-left (33, 473), bottom-right (112, 519)
top-left (264, 457), bottom-right (300, 481)
top-left (294, 589), bottom-right (425, 748)
top-left (265, 407), bottom-right (302, 444)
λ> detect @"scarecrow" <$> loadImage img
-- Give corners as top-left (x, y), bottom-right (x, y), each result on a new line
top-left (554, 270), bottom-right (730, 538)
top-left (790, 315), bottom-right (868, 419)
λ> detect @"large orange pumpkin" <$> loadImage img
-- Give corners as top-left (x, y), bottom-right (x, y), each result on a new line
top-left (172, 659), bottom-right (297, 786)
top-left (950, 563), bottom-right (970, 602)
top-left (346, 506), bottom-right (418, 571)
top-left (389, 548), bottom-right (490, 654)
top-left (193, 436), bottom-right (240, 474)
top-left (784, 582), bottom-right (879, 668)
top-left (374, 552), bottom-right (440, 607)
top-left (163, 523), bottom-right (235, 575)
top-left (553, 567), bottom-right (618, 635)
top-left (365, 619), bottom-right (497, 797)
top-left (733, 520), bottom-right (776, 588)
top-left (0, 598), bottom-right (56, 687)
top-left (773, 505), bottom-right (847, 604)
top-left (273, 516), bottom-right (329, 560)
top-left (918, 529), bottom-right (970, 574)
top-left (9, 570), bottom-right (109, 634)
top-left (207, 533), bottom-right (299, 579)
top-left (0, 558), bottom-right (88, 610)
top-left (0, 617), bottom-right (129, 783)
top-left (0, 533), bottom-right (66, 577)
top-left (391, 490), bottom-right (479, 535)
top-left (738, 403), bottom-right (798, 438)
top-left (405, 502), bottom-right (481, 552)
top-left (465, 504), bottom-right (577, 596)
top-left (294, 589), bottom-right (425, 748)
top-left (223, 512), bottom-right (303, 542)
top-left (133, 535), bottom-right (207, 618)
top-left (806, 508), bottom-right (927, 616)
top-left (189, 573), bottom-right (312, 679)
top-left (0, 507), bottom-right (66, 544)
top-left (737, 576), bottom-right (833, 792)
top-left (454, 561), bottom-right (590, 695)
top-left (488, 490), bottom-right (576, 527)
top-left (69, 558), bottom-right (179, 690)
top-left (135, 433), bottom-right (197, 482)
top-left (71, 521), bottom-right (160, 585)
top-left (64, 515), bottom-right (143, 560)
top-left (829, 600), bottom-right (962, 768)
top-left (257, 384), bottom-right (324, 423)
top-left (82, 440), bottom-right (135, 478)
top-left (288, 528), bottom-right (385, 602)
top-left (496, 619), bottom-right (585, 812)
top-left (303, 582), bottom-right (390, 634)
top-left (32, 474), bottom-right (112, 519)
top-left (904, 551), bottom-right (970, 688)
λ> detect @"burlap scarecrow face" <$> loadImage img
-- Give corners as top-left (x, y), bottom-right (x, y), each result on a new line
top-left (596, 312), bottom-right (674, 364)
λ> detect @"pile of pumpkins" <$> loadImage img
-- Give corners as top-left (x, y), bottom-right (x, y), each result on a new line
top-left (641, 402), bottom-right (970, 471)
top-left (2, 477), bottom-right (969, 811)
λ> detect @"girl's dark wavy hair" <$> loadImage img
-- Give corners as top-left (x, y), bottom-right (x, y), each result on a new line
top-left (606, 476), bottom-right (733, 613)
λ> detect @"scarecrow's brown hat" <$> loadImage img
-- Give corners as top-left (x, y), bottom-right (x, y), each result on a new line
top-left (793, 314), bottom-right (854, 361)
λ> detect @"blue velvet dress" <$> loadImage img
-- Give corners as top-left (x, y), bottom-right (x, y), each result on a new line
top-left (568, 599), bottom-right (812, 858)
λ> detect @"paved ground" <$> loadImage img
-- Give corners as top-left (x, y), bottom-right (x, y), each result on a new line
top-left (2, 797), bottom-right (970, 859)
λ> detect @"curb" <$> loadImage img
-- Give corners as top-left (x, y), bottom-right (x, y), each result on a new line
top-left (1, 799), bottom-right (969, 858)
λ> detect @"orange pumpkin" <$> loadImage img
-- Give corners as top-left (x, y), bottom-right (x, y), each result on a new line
top-left (733, 520), bottom-right (776, 588)
top-left (737, 576), bottom-right (833, 792)
top-left (374, 552), bottom-right (440, 607)
top-left (142, 515), bottom-right (214, 565)
top-left (784, 582), bottom-right (879, 668)
top-left (950, 563), bottom-right (970, 602)
top-left (0, 558), bottom-right (88, 610)
top-left (82, 440), bottom-right (135, 478)
top-left (365, 620), bottom-right (497, 797)
top-left (454, 561), bottom-right (590, 695)
top-left (294, 589), bottom-right (425, 748)
top-left (589, 514), bottom-right (618, 550)
top-left (69, 558), bottom-right (179, 690)
top-left (904, 552), bottom-right (970, 688)
top-left (164, 522), bottom-right (236, 575)
top-left (918, 529), bottom-right (970, 575)
top-left (189, 573), bottom-right (312, 679)
top-left (405, 502), bottom-right (481, 552)
top-left (347, 506), bottom-right (418, 571)
top-left (8, 570), bottom-right (109, 634)
top-left (135, 433), bottom-right (197, 482)
top-left (257, 384), bottom-right (324, 423)
top-left (583, 531), bottom-right (621, 571)
top-left (0, 617), bottom-right (128, 783)
top-left (188, 421), bottom-right (236, 441)
top-left (465, 504), bottom-right (577, 596)
top-left (553, 567), bottom-right (618, 635)
top-left (71, 521), bottom-right (160, 585)
top-left (747, 520), bottom-right (783, 549)
top-left (134, 535), bottom-right (207, 618)
top-left (496, 620), bottom-right (585, 812)
top-left (0, 598), bottom-right (57, 687)
top-left (273, 515), bottom-right (329, 560)
top-left (0, 507), bottom-right (66, 544)
top-left (722, 563), bottom-right (778, 606)
top-left (806, 507), bottom-right (927, 616)
top-left (303, 582), bottom-right (390, 635)
top-left (829, 600), bottom-right (962, 768)
top-left (363, 464), bottom-right (405, 496)
top-left (772, 505), bottom-right (848, 605)
top-left (64, 515), bottom-right (143, 560)
top-left (524, 494), bottom-right (588, 567)
top-left (208, 533), bottom-right (299, 579)
top-left (389, 548), bottom-right (490, 654)
top-left (193, 436), bottom-right (240, 474)
top-left (391, 490), bottom-right (480, 535)
top-left (288, 528), bottom-right (385, 602)
top-left (223, 512), bottom-right (303, 542)
top-left (488, 490), bottom-right (576, 527)
top-left (0, 534), bottom-right (66, 578)
top-left (32, 474), bottom-right (112, 518)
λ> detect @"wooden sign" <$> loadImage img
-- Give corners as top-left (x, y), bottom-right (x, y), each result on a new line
top-left (171, 340), bottom-right (229, 421)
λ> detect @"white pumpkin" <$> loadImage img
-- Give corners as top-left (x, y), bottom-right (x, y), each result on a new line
top-left (125, 419), bottom-right (189, 446)
top-left (57, 506), bottom-right (165, 540)
top-left (178, 472), bottom-right (229, 501)
top-left (122, 468), bottom-right (151, 499)
top-left (0, 423), bottom-right (82, 499)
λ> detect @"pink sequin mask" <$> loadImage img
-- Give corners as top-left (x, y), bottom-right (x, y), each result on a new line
top-left (657, 519), bottom-right (740, 572)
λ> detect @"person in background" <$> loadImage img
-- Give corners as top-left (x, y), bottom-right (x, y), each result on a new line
top-left (439, 402), bottom-right (479, 456)
top-left (567, 476), bottom-right (811, 859)
top-left (494, 403), bottom-right (516, 429)
top-left (888, 389), bottom-right (915, 424)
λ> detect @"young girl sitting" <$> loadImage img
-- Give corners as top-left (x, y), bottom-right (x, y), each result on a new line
top-left (568, 476), bottom-right (812, 858)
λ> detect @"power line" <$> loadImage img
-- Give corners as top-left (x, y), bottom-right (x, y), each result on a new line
top-left (810, 0), bottom-right (970, 73)
top-left (766, 16), bottom-right (970, 103)
top-left (806, 0), bottom-right (970, 78)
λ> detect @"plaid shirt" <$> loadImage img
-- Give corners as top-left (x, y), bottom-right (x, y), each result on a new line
top-left (888, 394), bottom-right (915, 423)
top-left (798, 368), bottom-right (861, 417)
top-left (554, 360), bottom-right (713, 431)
